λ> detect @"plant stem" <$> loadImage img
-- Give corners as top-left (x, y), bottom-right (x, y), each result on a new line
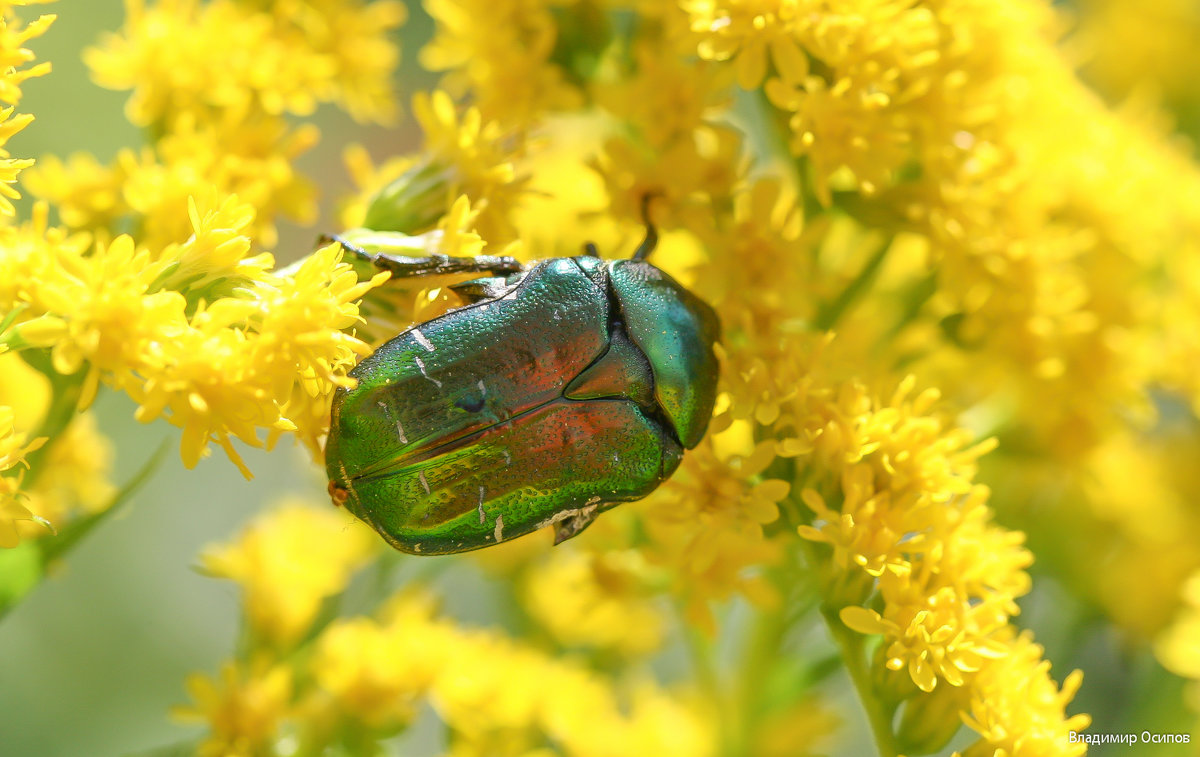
top-left (682, 616), bottom-right (739, 757)
top-left (814, 236), bottom-right (891, 331)
top-left (820, 605), bottom-right (899, 757)
top-left (736, 597), bottom-right (787, 750)
top-left (10, 350), bottom-right (87, 489)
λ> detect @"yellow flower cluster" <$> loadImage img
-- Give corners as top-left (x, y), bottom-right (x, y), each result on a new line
top-left (87, 0), bottom-right (403, 126)
top-left (200, 499), bottom-right (379, 647)
top-left (26, 0), bottom-right (404, 249)
top-left (0, 0), bottom-right (405, 496)
top-left (795, 373), bottom-right (1077, 753)
top-left (0, 2), bottom-right (49, 216)
top-left (520, 547), bottom-right (668, 657)
top-left (3, 198), bottom-right (386, 475)
top-left (422, 0), bottom-right (581, 126)
top-left (10, 0), bottom-right (1200, 752)
top-left (181, 504), bottom-right (712, 756)
top-left (0, 403), bottom-right (46, 548)
top-left (334, 0), bottom-right (1113, 750)
top-left (0, 334), bottom-right (116, 553)
top-left (313, 594), bottom-right (710, 757)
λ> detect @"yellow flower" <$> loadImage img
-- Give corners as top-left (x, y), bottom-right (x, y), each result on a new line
top-left (87, 0), bottom-right (322, 126)
top-left (21, 411), bottom-right (115, 536)
top-left (0, 106), bottom-right (36, 215)
top-left (421, 0), bottom-right (582, 127)
top-left (0, 201), bottom-right (387, 474)
top-left (152, 194), bottom-right (273, 299)
top-left (595, 41), bottom-right (734, 150)
top-left (20, 152), bottom-right (129, 231)
top-left (959, 631), bottom-right (1090, 757)
top-left (692, 178), bottom-right (808, 335)
top-left (841, 584), bottom-right (1010, 693)
top-left (271, 0), bottom-right (407, 124)
top-left (14, 232), bottom-right (178, 405)
top-left (0, 8), bottom-right (53, 107)
top-left (200, 499), bottom-right (379, 646)
top-left (173, 660), bottom-right (293, 757)
top-left (596, 124), bottom-right (744, 233)
top-left (118, 115), bottom-right (319, 249)
top-left (642, 433), bottom-right (787, 631)
top-left (682, 0), bottom-right (808, 90)
top-left (308, 590), bottom-right (714, 756)
top-left (521, 548), bottom-right (667, 656)
top-left (1075, 0), bottom-right (1200, 111)
top-left (354, 90), bottom-right (529, 243)
top-left (0, 404), bottom-right (47, 548)
top-left (253, 241), bottom-right (390, 454)
top-left (85, 0), bottom-right (402, 127)
top-left (312, 592), bottom-right (448, 729)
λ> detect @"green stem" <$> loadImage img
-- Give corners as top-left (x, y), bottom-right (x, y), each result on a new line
top-left (36, 442), bottom-right (168, 565)
top-left (736, 600), bottom-right (787, 750)
top-left (0, 442), bottom-right (170, 622)
top-left (821, 605), bottom-right (899, 757)
top-left (813, 237), bottom-right (891, 331)
top-left (682, 616), bottom-right (739, 757)
top-left (10, 350), bottom-right (88, 489)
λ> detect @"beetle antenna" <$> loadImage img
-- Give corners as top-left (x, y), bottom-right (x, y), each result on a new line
top-left (631, 194), bottom-right (660, 261)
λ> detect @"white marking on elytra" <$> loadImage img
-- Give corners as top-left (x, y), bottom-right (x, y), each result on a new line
top-left (477, 379), bottom-right (487, 396)
top-left (337, 461), bottom-right (358, 504)
top-left (418, 470), bottom-right (430, 494)
top-left (494, 514), bottom-right (505, 542)
top-left (502, 449), bottom-right (512, 465)
top-left (395, 419), bottom-right (408, 444)
top-left (376, 400), bottom-right (389, 415)
top-left (414, 355), bottom-right (443, 388)
top-left (477, 486), bottom-right (486, 524)
top-left (412, 328), bottom-right (436, 352)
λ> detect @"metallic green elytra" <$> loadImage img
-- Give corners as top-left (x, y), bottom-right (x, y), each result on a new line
top-left (325, 213), bottom-right (719, 555)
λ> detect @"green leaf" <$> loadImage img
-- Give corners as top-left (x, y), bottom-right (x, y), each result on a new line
top-left (0, 541), bottom-right (43, 615)
top-left (38, 440), bottom-right (169, 565)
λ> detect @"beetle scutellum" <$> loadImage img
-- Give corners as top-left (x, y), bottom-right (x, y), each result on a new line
top-left (325, 202), bottom-right (719, 554)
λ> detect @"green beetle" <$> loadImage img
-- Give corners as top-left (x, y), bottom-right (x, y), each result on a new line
top-left (325, 210), bottom-right (719, 554)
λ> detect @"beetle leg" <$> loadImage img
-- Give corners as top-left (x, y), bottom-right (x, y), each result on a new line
top-left (448, 276), bottom-right (513, 303)
top-left (323, 234), bottom-right (527, 277)
top-left (552, 502), bottom-right (601, 545)
top-left (630, 193), bottom-right (660, 261)
top-left (581, 241), bottom-right (600, 258)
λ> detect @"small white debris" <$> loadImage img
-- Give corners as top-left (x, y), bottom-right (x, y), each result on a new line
top-left (411, 328), bottom-right (436, 352)
top-left (395, 419), bottom-right (408, 444)
top-left (414, 356), bottom-right (443, 388)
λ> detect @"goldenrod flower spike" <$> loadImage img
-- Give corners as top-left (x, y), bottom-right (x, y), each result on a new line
top-left (14, 0), bottom-right (1200, 753)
